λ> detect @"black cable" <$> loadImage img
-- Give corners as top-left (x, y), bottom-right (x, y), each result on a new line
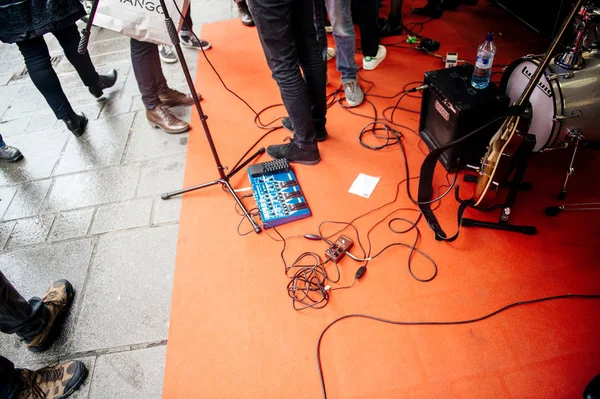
top-left (316, 293), bottom-right (600, 398)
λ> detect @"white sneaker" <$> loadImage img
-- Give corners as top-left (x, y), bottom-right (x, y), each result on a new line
top-left (362, 45), bottom-right (387, 71)
top-left (326, 47), bottom-right (336, 61)
top-left (158, 45), bottom-right (178, 64)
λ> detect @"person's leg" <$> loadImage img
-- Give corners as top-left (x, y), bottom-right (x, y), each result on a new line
top-left (248, 0), bottom-right (318, 148)
top-left (326, 0), bottom-right (358, 81)
top-left (178, 4), bottom-right (211, 50)
top-left (235, 0), bottom-right (255, 26)
top-left (0, 271), bottom-right (48, 343)
top-left (313, 0), bottom-right (328, 60)
top-left (52, 24), bottom-right (99, 88)
top-left (0, 356), bottom-right (21, 399)
top-left (130, 39), bottom-right (162, 110)
top-left (16, 37), bottom-right (75, 120)
top-left (355, 0), bottom-right (380, 57)
top-left (294, 0), bottom-right (327, 128)
top-left (181, 4), bottom-right (193, 33)
top-left (381, 0), bottom-right (404, 37)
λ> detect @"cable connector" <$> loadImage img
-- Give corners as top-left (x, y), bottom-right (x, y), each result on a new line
top-left (408, 84), bottom-right (429, 93)
top-left (355, 266), bottom-right (367, 279)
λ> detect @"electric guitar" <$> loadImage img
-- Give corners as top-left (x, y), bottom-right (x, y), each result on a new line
top-left (473, 0), bottom-right (586, 207)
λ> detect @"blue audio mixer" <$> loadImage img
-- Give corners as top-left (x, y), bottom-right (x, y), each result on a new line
top-left (247, 159), bottom-right (311, 228)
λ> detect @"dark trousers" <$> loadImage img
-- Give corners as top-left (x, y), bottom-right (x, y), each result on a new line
top-left (130, 39), bottom-right (169, 110)
top-left (16, 24), bottom-right (99, 120)
top-left (353, 0), bottom-right (380, 57)
top-left (181, 6), bottom-right (193, 33)
top-left (0, 134), bottom-right (5, 148)
top-left (0, 272), bottom-right (49, 399)
top-left (248, 0), bottom-right (327, 147)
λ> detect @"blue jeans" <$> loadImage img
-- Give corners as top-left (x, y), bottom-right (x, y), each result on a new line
top-left (248, 0), bottom-right (327, 146)
top-left (324, 0), bottom-right (359, 82)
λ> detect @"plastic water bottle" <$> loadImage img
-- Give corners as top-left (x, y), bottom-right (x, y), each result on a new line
top-left (471, 32), bottom-right (496, 89)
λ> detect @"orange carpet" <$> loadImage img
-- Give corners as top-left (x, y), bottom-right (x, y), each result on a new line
top-left (163, 3), bottom-right (600, 398)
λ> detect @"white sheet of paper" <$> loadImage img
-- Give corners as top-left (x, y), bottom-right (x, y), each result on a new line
top-left (348, 173), bottom-right (381, 199)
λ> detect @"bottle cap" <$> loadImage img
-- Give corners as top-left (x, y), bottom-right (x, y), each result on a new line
top-left (486, 32), bottom-right (494, 42)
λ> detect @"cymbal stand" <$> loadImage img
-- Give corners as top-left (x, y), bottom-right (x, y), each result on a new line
top-left (557, 129), bottom-right (584, 200)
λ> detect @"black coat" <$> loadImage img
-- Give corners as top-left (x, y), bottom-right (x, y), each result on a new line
top-left (0, 0), bottom-right (85, 43)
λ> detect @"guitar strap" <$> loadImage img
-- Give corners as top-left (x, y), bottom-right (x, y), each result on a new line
top-left (417, 106), bottom-right (529, 241)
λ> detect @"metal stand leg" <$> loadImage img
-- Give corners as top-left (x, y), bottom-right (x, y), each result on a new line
top-left (462, 134), bottom-right (538, 235)
top-left (557, 129), bottom-right (583, 200)
top-left (155, 0), bottom-right (261, 234)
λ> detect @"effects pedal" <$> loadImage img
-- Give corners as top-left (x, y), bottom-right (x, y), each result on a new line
top-left (324, 235), bottom-right (354, 263)
top-left (248, 160), bottom-right (311, 228)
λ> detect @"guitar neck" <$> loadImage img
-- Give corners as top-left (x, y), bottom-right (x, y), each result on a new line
top-left (517, 0), bottom-right (586, 106)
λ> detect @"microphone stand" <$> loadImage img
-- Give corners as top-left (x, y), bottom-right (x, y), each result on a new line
top-left (78, 0), bottom-right (100, 54)
top-left (82, 0), bottom-right (263, 233)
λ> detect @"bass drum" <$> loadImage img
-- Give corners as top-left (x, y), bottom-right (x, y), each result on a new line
top-left (500, 51), bottom-right (600, 152)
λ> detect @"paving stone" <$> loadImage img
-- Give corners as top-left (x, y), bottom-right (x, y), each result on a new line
top-left (44, 164), bottom-right (141, 212)
top-left (0, 116), bottom-right (30, 138)
top-left (136, 156), bottom-right (185, 197)
top-left (89, 346), bottom-right (166, 399)
top-left (124, 111), bottom-right (189, 162)
top-left (99, 96), bottom-right (133, 117)
top-left (0, 221), bottom-right (15, 250)
top-left (3, 179), bottom-right (52, 220)
top-left (91, 197), bottom-right (153, 234)
top-left (48, 208), bottom-right (96, 242)
top-left (90, 50), bottom-right (131, 69)
top-left (71, 225), bottom-right (177, 352)
top-left (0, 238), bottom-right (94, 363)
top-left (0, 185), bottom-right (18, 219)
top-left (54, 113), bottom-right (134, 176)
top-left (8, 214), bottom-right (55, 248)
top-left (193, 0), bottom-right (233, 24)
top-left (0, 129), bottom-right (69, 186)
top-left (88, 37), bottom-right (131, 56)
top-left (152, 196), bottom-right (182, 225)
top-left (0, 84), bottom-right (22, 118)
top-left (0, 73), bottom-right (12, 86)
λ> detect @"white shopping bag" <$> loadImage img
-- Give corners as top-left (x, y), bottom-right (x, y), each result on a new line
top-left (93, 0), bottom-right (190, 45)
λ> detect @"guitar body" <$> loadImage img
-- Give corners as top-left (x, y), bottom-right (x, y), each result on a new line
top-left (473, 114), bottom-right (532, 207)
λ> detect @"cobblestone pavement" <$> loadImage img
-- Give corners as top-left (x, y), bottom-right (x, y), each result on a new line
top-left (0, 1), bottom-right (241, 397)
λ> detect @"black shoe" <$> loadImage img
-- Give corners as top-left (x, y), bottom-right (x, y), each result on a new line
top-left (237, 1), bottom-right (254, 27)
top-left (413, 3), bottom-right (443, 18)
top-left (62, 112), bottom-right (88, 137)
top-left (0, 145), bottom-right (23, 163)
top-left (281, 116), bottom-right (328, 142)
top-left (88, 69), bottom-right (118, 98)
top-left (266, 139), bottom-right (320, 165)
top-left (380, 19), bottom-right (403, 37)
top-left (585, 374), bottom-right (600, 399)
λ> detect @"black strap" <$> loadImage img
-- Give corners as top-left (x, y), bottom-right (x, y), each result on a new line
top-left (416, 105), bottom-right (530, 241)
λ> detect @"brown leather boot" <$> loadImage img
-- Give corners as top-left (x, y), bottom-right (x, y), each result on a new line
top-left (158, 87), bottom-right (202, 107)
top-left (24, 280), bottom-right (74, 352)
top-left (17, 361), bottom-right (88, 399)
top-left (146, 105), bottom-right (190, 134)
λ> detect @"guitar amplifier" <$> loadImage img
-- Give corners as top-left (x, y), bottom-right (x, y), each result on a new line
top-left (418, 64), bottom-right (510, 171)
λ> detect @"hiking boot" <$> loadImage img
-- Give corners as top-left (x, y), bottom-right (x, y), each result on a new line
top-left (158, 87), bottom-right (202, 107)
top-left (266, 138), bottom-right (320, 165)
top-left (363, 45), bottom-right (387, 71)
top-left (281, 117), bottom-right (328, 142)
top-left (146, 105), bottom-right (190, 134)
top-left (62, 112), bottom-right (88, 137)
top-left (24, 280), bottom-right (74, 352)
top-left (0, 145), bottom-right (23, 163)
top-left (17, 361), bottom-right (88, 399)
top-left (159, 44), bottom-right (178, 63)
top-left (88, 69), bottom-right (118, 98)
top-left (343, 79), bottom-right (364, 107)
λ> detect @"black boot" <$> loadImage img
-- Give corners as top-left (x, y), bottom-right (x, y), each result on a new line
top-left (237, 1), bottom-right (254, 27)
top-left (62, 112), bottom-right (88, 137)
top-left (413, 0), bottom-right (444, 18)
top-left (0, 145), bottom-right (23, 163)
top-left (88, 69), bottom-right (118, 98)
top-left (266, 139), bottom-right (320, 165)
top-left (380, 15), bottom-right (403, 37)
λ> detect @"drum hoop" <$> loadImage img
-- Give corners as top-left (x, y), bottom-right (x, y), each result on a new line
top-left (501, 56), bottom-right (564, 150)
